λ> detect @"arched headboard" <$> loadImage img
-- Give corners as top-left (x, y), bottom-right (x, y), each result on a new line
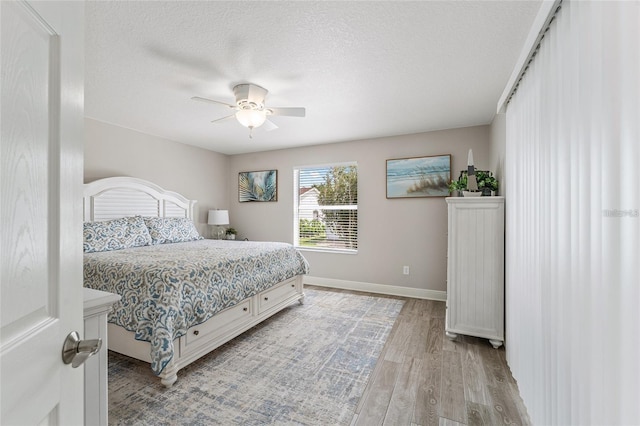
top-left (83, 177), bottom-right (197, 222)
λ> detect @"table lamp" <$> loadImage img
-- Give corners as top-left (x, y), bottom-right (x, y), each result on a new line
top-left (207, 210), bottom-right (229, 239)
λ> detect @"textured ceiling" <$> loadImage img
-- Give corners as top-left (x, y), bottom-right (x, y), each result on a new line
top-left (85, 1), bottom-right (541, 155)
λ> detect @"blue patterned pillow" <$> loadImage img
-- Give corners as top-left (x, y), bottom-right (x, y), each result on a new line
top-left (83, 216), bottom-right (152, 253)
top-left (143, 217), bottom-right (203, 244)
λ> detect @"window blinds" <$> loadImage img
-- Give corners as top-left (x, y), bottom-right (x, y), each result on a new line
top-left (503, 2), bottom-right (639, 424)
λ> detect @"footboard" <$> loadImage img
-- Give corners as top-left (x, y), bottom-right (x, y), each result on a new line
top-left (108, 275), bottom-right (305, 387)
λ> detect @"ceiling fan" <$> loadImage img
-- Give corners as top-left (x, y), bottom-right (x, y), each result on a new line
top-left (192, 84), bottom-right (306, 138)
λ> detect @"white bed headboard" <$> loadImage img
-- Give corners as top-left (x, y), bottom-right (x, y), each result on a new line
top-left (83, 177), bottom-right (197, 222)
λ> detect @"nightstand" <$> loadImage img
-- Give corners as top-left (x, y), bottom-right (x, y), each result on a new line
top-left (83, 288), bottom-right (120, 426)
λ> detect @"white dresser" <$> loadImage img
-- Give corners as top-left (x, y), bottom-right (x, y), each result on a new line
top-left (445, 197), bottom-right (505, 348)
top-left (84, 288), bottom-right (120, 426)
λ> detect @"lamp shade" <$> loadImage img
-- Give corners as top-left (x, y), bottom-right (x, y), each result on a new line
top-left (235, 109), bottom-right (266, 129)
top-left (207, 210), bottom-right (229, 225)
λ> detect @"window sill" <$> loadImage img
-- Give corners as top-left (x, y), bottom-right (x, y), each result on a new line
top-left (295, 246), bottom-right (358, 255)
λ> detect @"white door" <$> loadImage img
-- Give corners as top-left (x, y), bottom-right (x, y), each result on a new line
top-left (1, 1), bottom-right (85, 424)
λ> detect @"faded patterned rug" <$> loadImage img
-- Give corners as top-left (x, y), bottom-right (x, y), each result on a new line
top-left (108, 288), bottom-right (404, 425)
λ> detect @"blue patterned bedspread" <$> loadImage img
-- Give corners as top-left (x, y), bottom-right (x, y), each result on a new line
top-left (83, 240), bottom-right (309, 375)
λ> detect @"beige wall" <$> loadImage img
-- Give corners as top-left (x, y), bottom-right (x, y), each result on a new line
top-left (84, 118), bottom-right (229, 233)
top-left (84, 119), bottom-right (491, 293)
top-left (228, 125), bottom-right (491, 293)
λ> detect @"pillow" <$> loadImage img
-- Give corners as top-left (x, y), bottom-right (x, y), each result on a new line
top-left (143, 217), bottom-right (203, 244)
top-left (125, 216), bottom-right (154, 247)
top-left (83, 216), bottom-right (152, 253)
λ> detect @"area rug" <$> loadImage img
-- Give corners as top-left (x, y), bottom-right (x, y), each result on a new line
top-left (107, 288), bottom-right (404, 425)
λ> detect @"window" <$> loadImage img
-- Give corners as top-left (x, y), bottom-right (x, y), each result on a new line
top-left (294, 163), bottom-right (357, 253)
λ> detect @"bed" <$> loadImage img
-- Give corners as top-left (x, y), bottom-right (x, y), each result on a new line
top-left (82, 177), bottom-right (309, 387)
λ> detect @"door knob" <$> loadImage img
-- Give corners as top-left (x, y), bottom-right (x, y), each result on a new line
top-left (62, 331), bottom-right (102, 368)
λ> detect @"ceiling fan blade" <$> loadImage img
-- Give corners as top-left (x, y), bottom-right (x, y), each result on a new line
top-left (261, 119), bottom-right (278, 132)
top-left (211, 113), bottom-right (236, 124)
top-left (267, 107), bottom-right (306, 117)
top-left (191, 96), bottom-right (236, 109)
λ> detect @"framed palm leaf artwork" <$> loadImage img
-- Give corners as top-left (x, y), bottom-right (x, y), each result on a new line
top-left (239, 170), bottom-right (278, 202)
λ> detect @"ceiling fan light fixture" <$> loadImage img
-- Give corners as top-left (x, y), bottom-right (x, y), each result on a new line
top-left (193, 83), bottom-right (305, 138)
top-left (235, 109), bottom-right (266, 129)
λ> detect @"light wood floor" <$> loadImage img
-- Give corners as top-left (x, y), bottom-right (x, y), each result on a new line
top-left (312, 287), bottom-right (531, 426)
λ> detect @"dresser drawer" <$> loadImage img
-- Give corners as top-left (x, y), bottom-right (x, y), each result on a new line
top-left (258, 278), bottom-right (298, 313)
top-left (184, 299), bottom-right (253, 350)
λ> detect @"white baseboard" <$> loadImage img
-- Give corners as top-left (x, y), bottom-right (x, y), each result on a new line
top-left (303, 276), bottom-right (447, 301)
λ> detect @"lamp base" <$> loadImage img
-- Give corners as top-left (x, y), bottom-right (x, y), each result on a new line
top-left (209, 225), bottom-right (226, 239)
top-left (215, 226), bottom-right (226, 240)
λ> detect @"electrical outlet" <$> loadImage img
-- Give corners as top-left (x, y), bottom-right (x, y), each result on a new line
top-left (403, 266), bottom-right (410, 275)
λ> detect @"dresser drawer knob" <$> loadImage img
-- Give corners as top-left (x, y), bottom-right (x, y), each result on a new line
top-left (291, 284), bottom-right (295, 287)
top-left (193, 330), bottom-right (199, 336)
top-left (264, 297), bottom-right (269, 301)
top-left (243, 307), bottom-right (248, 312)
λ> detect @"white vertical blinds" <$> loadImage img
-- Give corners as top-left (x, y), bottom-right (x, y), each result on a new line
top-left (504, 1), bottom-right (639, 425)
top-left (293, 163), bottom-right (358, 252)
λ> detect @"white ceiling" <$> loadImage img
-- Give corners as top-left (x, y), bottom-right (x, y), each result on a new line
top-left (85, 1), bottom-right (541, 155)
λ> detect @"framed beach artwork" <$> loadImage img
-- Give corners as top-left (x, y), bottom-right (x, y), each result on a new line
top-left (386, 154), bottom-right (451, 198)
top-left (239, 170), bottom-right (278, 202)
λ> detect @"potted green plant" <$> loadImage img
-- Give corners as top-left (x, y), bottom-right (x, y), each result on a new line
top-left (454, 170), bottom-right (498, 196)
top-left (476, 171), bottom-right (499, 196)
top-left (225, 227), bottom-right (238, 240)
top-left (448, 179), bottom-right (466, 197)
top-left (448, 173), bottom-right (468, 196)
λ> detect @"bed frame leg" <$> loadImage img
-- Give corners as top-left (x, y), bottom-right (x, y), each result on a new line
top-left (298, 293), bottom-right (305, 305)
top-left (159, 364), bottom-right (178, 388)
